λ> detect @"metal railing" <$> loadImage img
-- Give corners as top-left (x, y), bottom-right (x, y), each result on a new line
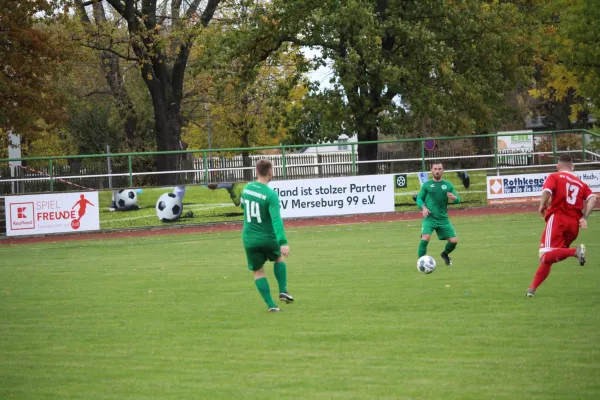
top-left (1, 129), bottom-right (599, 194)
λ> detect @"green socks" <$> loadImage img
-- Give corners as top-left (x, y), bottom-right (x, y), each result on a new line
top-left (418, 240), bottom-right (429, 258)
top-left (254, 263), bottom-right (288, 309)
top-left (420, 240), bottom-right (456, 258)
top-left (444, 242), bottom-right (457, 255)
top-left (274, 262), bottom-right (287, 293)
top-left (254, 277), bottom-right (276, 308)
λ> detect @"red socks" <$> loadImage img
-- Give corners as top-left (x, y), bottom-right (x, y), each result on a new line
top-left (530, 263), bottom-right (552, 290)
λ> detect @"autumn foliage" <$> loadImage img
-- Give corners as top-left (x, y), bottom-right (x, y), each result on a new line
top-left (0, 0), bottom-right (71, 135)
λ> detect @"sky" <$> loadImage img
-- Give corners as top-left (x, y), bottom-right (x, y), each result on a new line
top-left (301, 47), bottom-right (335, 91)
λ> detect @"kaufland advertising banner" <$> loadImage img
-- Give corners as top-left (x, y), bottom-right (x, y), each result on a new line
top-left (487, 170), bottom-right (600, 205)
top-left (5, 192), bottom-right (100, 236)
top-left (269, 175), bottom-right (395, 218)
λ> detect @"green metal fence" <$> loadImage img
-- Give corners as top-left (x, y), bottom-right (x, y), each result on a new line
top-left (1, 130), bottom-right (599, 195)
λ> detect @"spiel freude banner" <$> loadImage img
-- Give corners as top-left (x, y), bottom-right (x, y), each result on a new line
top-left (5, 192), bottom-right (100, 236)
top-left (269, 175), bottom-right (395, 218)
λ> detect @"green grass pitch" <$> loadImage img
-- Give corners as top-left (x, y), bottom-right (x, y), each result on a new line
top-left (1, 212), bottom-right (599, 399)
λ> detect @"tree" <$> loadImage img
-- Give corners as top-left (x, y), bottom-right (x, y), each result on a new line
top-left (77, 0), bottom-right (221, 184)
top-left (559, 0), bottom-right (600, 113)
top-left (529, 63), bottom-right (592, 130)
top-left (182, 2), bottom-right (307, 179)
top-left (528, 1), bottom-right (595, 131)
top-left (282, 87), bottom-right (352, 148)
top-left (0, 0), bottom-right (72, 136)
top-left (73, 0), bottom-right (139, 143)
top-left (249, 0), bottom-right (539, 174)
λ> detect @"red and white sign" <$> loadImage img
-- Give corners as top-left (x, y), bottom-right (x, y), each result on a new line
top-left (487, 170), bottom-right (600, 205)
top-left (5, 192), bottom-right (100, 236)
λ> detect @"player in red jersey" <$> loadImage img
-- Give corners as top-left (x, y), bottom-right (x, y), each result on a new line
top-left (526, 154), bottom-right (597, 297)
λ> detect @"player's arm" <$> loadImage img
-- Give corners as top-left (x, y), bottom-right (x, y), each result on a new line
top-left (580, 187), bottom-right (597, 229)
top-left (538, 190), bottom-right (552, 217)
top-left (583, 195), bottom-right (597, 219)
top-left (416, 184), bottom-right (430, 217)
top-left (268, 193), bottom-right (288, 246)
top-left (447, 183), bottom-right (460, 204)
top-left (539, 174), bottom-right (556, 216)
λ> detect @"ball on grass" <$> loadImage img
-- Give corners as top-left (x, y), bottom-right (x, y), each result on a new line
top-left (416, 255), bottom-right (436, 274)
top-left (156, 192), bottom-right (183, 222)
top-left (115, 189), bottom-right (138, 211)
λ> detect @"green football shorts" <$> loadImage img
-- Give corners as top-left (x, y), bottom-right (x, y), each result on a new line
top-left (421, 218), bottom-right (457, 240)
top-left (244, 242), bottom-right (281, 271)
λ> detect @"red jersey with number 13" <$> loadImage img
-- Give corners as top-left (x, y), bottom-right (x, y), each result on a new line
top-left (542, 172), bottom-right (593, 221)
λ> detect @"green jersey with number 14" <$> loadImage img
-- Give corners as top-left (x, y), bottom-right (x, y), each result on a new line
top-left (241, 182), bottom-right (288, 247)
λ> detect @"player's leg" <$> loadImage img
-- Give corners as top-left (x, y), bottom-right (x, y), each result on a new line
top-left (266, 244), bottom-right (294, 304)
top-left (110, 190), bottom-right (118, 211)
top-left (527, 215), bottom-right (569, 296)
top-left (562, 219), bottom-right (584, 265)
top-left (539, 216), bottom-right (580, 264)
top-left (246, 248), bottom-right (278, 311)
top-left (418, 220), bottom-right (434, 257)
top-left (274, 256), bottom-right (294, 303)
top-left (438, 223), bottom-right (458, 266)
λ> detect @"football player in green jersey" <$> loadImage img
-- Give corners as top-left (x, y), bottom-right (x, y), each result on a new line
top-left (241, 159), bottom-right (293, 312)
top-left (416, 163), bottom-right (461, 265)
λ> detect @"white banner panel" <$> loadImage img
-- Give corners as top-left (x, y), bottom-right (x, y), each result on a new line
top-left (5, 192), bottom-right (100, 236)
top-left (497, 131), bottom-right (534, 153)
top-left (269, 175), bottom-right (395, 218)
top-left (486, 170), bottom-right (600, 205)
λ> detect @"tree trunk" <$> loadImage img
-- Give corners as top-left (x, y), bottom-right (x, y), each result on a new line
top-left (241, 151), bottom-right (253, 182)
top-left (150, 83), bottom-right (182, 185)
top-left (134, 48), bottom-right (184, 186)
top-left (239, 99), bottom-right (254, 182)
top-left (241, 127), bottom-right (253, 182)
top-left (154, 112), bottom-right (182, 186)
top-left (357, 125), bottom-right (379, 175)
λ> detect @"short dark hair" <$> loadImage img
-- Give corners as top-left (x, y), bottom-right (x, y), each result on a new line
top-left (558, 154), bottom-right (573, 163)
top-left (256, 159), bottom-right (272, 177)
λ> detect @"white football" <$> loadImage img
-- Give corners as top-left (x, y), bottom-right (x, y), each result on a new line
top-left (417, 255), bottom-right (436, 274)
top-left (156, 192), bottom-right (183, 222)
top-left (115, 189), bottom-right (138, 210)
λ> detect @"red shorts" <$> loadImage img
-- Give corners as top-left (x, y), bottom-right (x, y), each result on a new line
top-left (539, 213), bottom-right (579, 253)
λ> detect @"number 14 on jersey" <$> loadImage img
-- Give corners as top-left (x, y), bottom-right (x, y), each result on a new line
top-left (244, 200), bottom-right (262, 223)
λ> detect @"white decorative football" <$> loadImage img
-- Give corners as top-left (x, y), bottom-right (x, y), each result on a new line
top-left (115, 189), bottom-right (138, 210)
top-left (417, 255), bottom-right (436, 274)
top-left (156, 192), bottom-right (183, 222)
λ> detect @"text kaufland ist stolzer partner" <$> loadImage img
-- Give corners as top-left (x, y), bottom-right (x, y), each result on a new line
top-left (274, 183), bottom-right (388, 210)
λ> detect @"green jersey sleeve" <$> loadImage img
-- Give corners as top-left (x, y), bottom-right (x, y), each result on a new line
top-left (416, 183), bottom-right (427, 209)
top-left (268, 192), bottom-right (288, 245)
top-left (449, 182), bottom-right (461, 204)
